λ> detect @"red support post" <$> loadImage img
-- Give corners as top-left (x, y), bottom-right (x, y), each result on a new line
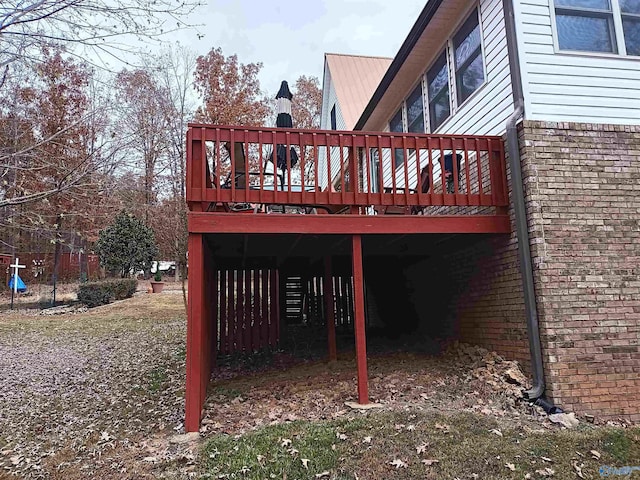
top-left (351, 234), bottom-right (369, 404)
top-left (323, 256), bottom-right (337, 362)
top-left (186, 233), bottom-right (207, 432)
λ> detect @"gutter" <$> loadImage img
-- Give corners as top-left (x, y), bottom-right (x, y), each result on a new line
top-left (502, 0), bottom-right (546, 401)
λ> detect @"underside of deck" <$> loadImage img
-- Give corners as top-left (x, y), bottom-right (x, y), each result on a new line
top-left (184, 124), bottom-right (512, 431)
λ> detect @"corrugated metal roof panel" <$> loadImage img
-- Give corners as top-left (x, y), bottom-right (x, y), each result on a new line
top-left (325, 53), bottom-right (393, 130)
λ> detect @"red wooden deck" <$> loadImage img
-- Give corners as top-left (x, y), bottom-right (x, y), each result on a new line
top-left (184, 124), bottom-right (510, 431)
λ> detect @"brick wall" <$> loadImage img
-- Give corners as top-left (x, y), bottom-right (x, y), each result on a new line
top-left (406, 131), bottom-right (531, 369)
top-left (519, 121), bottom-right (640, 421)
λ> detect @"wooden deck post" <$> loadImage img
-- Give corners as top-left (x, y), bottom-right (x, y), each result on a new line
top-left (323, 256), bottom-right (337, 362)
top-left (351, 234), bottom-right (369, 404)
top-left (186, 233), bottom-right (208, 432)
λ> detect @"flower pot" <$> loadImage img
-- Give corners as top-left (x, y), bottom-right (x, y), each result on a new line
top-left (150, 281), bottom-right (165, 293)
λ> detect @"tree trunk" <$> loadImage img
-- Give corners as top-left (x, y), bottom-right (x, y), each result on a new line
top-left (52, 213), bottom-right (63, 304)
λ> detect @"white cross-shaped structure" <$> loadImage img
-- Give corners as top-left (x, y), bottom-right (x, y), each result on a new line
top-left (10, 257), bottom-right (25, 294)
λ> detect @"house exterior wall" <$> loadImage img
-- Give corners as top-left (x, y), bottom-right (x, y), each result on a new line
top-left (405, 130), bottom-right (530, 368)
top-left (319, 67), bottom-right (347, 190)
top-left (434, 0), bottom-right (515, 136)
top-left (514, 0), bottom-right (640, 125)
top-left (519, 120), bottom-right (640, 421)
top-left (369, 0), bottom-right (516, 193)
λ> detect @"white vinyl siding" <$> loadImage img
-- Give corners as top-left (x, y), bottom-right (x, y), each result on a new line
top-left (319, 67), bottom-right (347, 189)
top-left (375, 0), bottom-right (514, 195)
top-left (514, 0), bottom-right (640, 124)
top-left (434, 0), bottom-right (515, 136)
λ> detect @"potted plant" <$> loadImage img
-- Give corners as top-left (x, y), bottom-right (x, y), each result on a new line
top-left (150, 270), bottom-right (165, 293)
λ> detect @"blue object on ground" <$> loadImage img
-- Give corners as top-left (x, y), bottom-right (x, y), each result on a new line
top-left (8, 274), bottom-right (27, 293)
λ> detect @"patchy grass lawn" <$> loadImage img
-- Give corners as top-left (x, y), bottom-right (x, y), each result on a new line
top-left (1, 292), bottom-right (638, 480)
top-left (200, 411), bottom-right (640, 479)
top-left (0, 292), bottom-right (187, 479)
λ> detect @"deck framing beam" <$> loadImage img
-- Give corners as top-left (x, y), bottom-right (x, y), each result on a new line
top-left (188, 213), bottom-right (510, 235)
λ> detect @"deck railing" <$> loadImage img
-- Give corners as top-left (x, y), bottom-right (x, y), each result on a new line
top-left (186, 124), bottom-right (508, 214)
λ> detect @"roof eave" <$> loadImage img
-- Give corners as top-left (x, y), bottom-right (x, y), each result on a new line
top-left (354, 0), bottom-right (446, 131)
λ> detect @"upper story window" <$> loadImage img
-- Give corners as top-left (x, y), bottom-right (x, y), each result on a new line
top-left (620, 0), bottom-right (640, 55)
top-left (554, 0), bottom-right (640, 55)
top-left (330, 105), bottom-right (337, 130)
top-left (426, 51), bottom-right (451, 131)
top-left (453, 9), bottom-right (485, 104)
top-left (389, 108), bottom-right (405, 167)
top-left (406, 84), bottom-right (425, 133)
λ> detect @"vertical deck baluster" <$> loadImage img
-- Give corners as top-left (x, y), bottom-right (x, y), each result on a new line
top-left (498, 140), bottom-right (508, 208)
top-left (244, 269), bottom-right (252, 353)
top-left (390, 135), bottom-right (397, 196)
top-left (487, 137), bottom-right (496, 206)
top-left (253, 269), bottom-right (260, 350)
top-left (219, 270), bottom-right (227, 354)
top-left (463, 138), bottom-right (472, 205)
top-left (377, 137), bottom-right (384, 207)
top-left (236, 270), bottom-right (244, 352)
top-left (402, 135), bottom-right (410, 209)
top-left (215, 128), bottom-right (221, 197)
top-left (227, 269), bottom-right (234, 354)
top-left (229, 269), bottom-right (236, 353)
top-left (200, 128), bottom-right (207, 197)
top-left (427, 137), bottom-right (434, 206)
top-left (326, 133), bottom-right (332, 201)
top-left (300, 134), bottom-right (306, 198)
top-left (452, 137), bottom-right (459, 204)
top-left (258, 130), bottom-right (264, 204)
top-left (415, 139), bottom-right (422, 208)
top-left (230, 129), bottom-right (236, 202)
top-left (286, 131), bottom-right (292, 203)
top-left (313, 133), bottom-right (319, 205)
top-left (439, 137), bottom-right (446, 199)
top-left (243, 131), bottom-right (250, 201)
top-left (272, 132), bottom-right (279, 198)
top-left (475, 138), bottom-right (483, 201)
top-left (269, 269), bottom-right (279, 347)
top-left (364, 135), bottom-right (372, 207)
top-left (339, 134), bottom-right (345, 205)
top-left (324, 257), bottom-right (337, 362)
top-left (260, 271), bottom-right (266, 350)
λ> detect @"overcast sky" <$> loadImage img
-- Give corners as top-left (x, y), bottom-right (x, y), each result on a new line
top-left (164, 0), bottom-right (426, 95)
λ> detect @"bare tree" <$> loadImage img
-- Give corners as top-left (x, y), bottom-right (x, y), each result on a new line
top-left (0, 0), bottom-right (201, 70)
top-left (155, 45), bottom-right (196, 292)
top-left (115, 68), bottom-right (172, 224)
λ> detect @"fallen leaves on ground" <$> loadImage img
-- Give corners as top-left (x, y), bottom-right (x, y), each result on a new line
top-left (0, 293), bottom-right (186, 479)
top-left (389, 458), bottom-right (408, 469)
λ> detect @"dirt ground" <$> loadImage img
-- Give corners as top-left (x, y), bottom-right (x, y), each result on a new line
top-left (0, 293), bottom-right (636, 479)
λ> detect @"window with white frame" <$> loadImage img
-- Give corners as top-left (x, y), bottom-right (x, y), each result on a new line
top-left (406, 83), bottom-right (425, 133)
top-left (621, 0), bottom-right (640, 55)
top-left (389, 108), bottom-right (405, 167)
top-left (554, 0), bottom-right (640, 55)
top-left (426, 51), bottom-right (451, 131)
top-left (453, 9), bottom-right (485, 105)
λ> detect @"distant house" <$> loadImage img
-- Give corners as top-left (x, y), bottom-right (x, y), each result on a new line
top-left (321, 0), bottom-right (640, 422)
